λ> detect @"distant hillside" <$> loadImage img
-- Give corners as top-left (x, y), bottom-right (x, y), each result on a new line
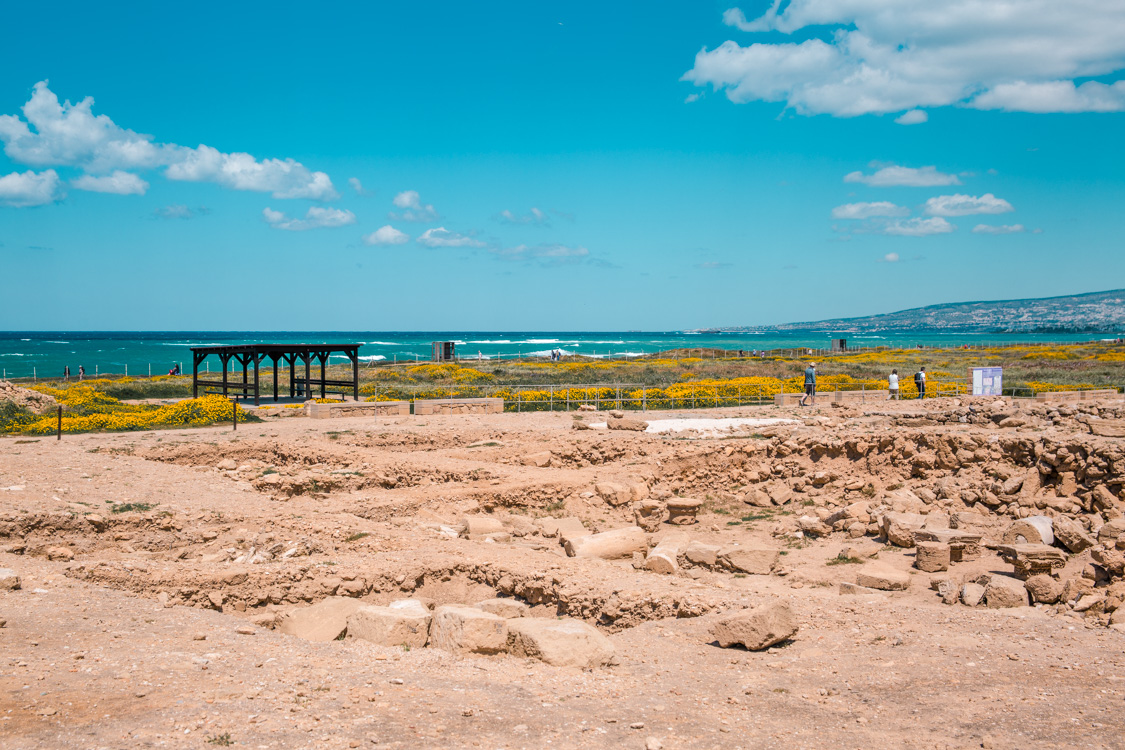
top-left (705, 289), bottom-right (1125, 334)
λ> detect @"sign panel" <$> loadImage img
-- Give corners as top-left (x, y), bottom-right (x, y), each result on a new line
top-left (972, 367), bottom-right (1003, 396)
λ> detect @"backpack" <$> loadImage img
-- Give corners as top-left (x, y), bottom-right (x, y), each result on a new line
top-left (914, 371), bottom-right (923, 385)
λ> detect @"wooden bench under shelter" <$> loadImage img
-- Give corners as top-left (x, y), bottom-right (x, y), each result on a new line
top-left (190, 344), bottom-right (361, 406)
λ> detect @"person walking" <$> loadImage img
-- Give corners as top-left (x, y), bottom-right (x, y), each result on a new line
top-left (887, 369), bottom-right (899, 400)
top-left (914, 366), bottom-right (926, 399)
top-left (78, 365), bottom-right (85, 381)
top-left (798, 362), bottom-right (817, 406)
top-left (64, 365), bottom-right (70, 382)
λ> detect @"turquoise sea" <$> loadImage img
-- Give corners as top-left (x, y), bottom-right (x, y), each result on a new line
top-left (0, 330), bottom-right (1119, 380)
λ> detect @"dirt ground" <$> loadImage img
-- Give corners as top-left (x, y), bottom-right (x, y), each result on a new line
top-left (2, 397), bottom-right (1125, 749)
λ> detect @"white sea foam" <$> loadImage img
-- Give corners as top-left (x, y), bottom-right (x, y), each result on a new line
top-left (362, 341), bottom-right (396, 345)
top-left (468, 340), bottom-right (511, 344)
top-left (358, 355), bottom-right (387, 362)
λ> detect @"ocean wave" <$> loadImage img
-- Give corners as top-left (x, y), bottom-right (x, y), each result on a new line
top-left (0, 353), bottom-right (30, 356)
top-left (521, 339), bottom-right (561, 344)
top-left (45, 341), bottom-right (70, 344)
top-left (468, 340), bottom-right (511, 344)
top-left (358, 355), bottom-right (387, 362)
top-left (361, 341), bottom-right (396, 346)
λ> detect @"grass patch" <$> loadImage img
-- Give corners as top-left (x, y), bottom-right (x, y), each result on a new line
top-left (825, 553), bottom-right (863, 566)
top-left (205, 733), bottom-right (233, 746)
top-left (111, 502), bottom-right (154, 514)
top-left (344, 532), bottom-right (370, 542)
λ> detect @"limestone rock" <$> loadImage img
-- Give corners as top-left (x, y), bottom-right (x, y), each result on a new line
top-left (461, 515), bottom-right (506, 539)
top-left (278, 596), bottom-right (364, 642)
top-left (475, 598), bottom-right (529, 618)
top-left (633, 500), bottom-right (667, 532)
top-left (881, 512), bottom-right (926, 548)
top-left (711, 601), bottom-right (798, 651)
top-left (0, 568), bottom-right (20, 591)
top-left (607, 417), bottom-right (648, 432)
top-left (855, 566), bottom-right (910, 591)
top-left (741, 489), bottom-right (774, 507)
top-left (506, 617), bottom-right (614, 667)
top-left (429, 605), bottom-right (508, 655)
top-left (522, 451), bottom-right (553, 468)
top-left (961, 582), bottom-right (986, 607)
top-left (719, 546), bottom-right (779, 575)
top-left (46, 547), bottom-right (74, 562)
top-left (915, 542), bottom-right (950, 573)
top-left (683, 541), bottom-right (721, 568)
top-left (565, 526), bottom-right (647, 560)
top-left (1024, 575), bottom-right (1063, 604)
top-left (1052, 517), bottom-right (1095, 553)
top-left (596, 482), bottom-right (633, 507)
top-left (985, 576), bottom-right (1029, 608)
top-left (347, 601), bottom-right (431, 648)
top-left (538, 517), bottom-right (587, 543)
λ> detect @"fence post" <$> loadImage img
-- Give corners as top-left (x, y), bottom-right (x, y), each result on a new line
top-left (642, 385), bottom-right (646, 412)
top-left (232, 399), bottom-right (237, 431)
top-left (57, 405), bottom-right (62, 441)
top-left (550, 385), bottom-right (554, 412)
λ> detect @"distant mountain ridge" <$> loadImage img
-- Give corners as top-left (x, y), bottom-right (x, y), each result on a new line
top-left (702, 289), bottom-right (1125, 334)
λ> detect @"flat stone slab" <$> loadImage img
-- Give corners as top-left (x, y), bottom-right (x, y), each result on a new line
top-left (429, 605), bottom-right (508, 655)
top-left (278, 596), bottom-right (364, 642)
top-left (307, 401), bottom-right (409, 419)
top-left (347, 601), bottom-right (431, 648)
top-left (414, 398), bottom-right (503, 415)
top-left (506, 617), bottom-right (614, 667)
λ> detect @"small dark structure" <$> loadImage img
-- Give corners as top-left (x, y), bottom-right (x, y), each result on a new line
top-left (432, 341), bottom-right (456, 362)
top-left (831, 338), bottom-right (847, 352)
top-left (190, 344), bottom-right (360, 405)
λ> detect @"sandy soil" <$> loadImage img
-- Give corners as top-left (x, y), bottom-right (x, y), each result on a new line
top-left (2, 398), bottom-right (1125, 749)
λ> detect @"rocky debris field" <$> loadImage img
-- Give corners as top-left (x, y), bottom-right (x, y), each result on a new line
top-left (2, 397), bottom-right (1125, 748)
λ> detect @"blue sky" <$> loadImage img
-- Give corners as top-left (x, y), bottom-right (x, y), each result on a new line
top-left (1, 0), bottom-right (1123, 331)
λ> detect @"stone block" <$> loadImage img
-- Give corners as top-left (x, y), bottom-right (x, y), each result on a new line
top-left (915, 542), bottom-right (951, 572)
top-left (985, 576), bottom-right (1029, 608)
top-left (881, 512), bottom-right (926, 547)
top-left (711, 601), bottom-right (798, 651)
top-left (0, 568), bottom-right (21, 591)
top-left (961, 582), bottom-right (986, 607)
top-left (719, 546), bottom-right (779, 575)
top-left (413, 398), bottom-right (503, 415)
top-left (506, 617), bottom-right (614, 667)
top-left (855, 566), bottom-right (910, 591)
top-left (683, 541), bottom-right (721, 567)
top-left (429, 605), bottom-right (508, 655)
top-left (1024, 575), bottom-right (1063, 604)
top-left (1052, 517), bottom-right (1095, 553)
top-left (474, 598), bottom-right (529, 618)
top-left (645, 537), bottom-right (683, 575)
top-left (278, 596), bottom-right (365, 642)
top-left (462, 515), bottom-right (506, 538)
top-left (1002, 516), bottom-right (1054, 546)
top-left (666, 497), bottom-right (703, 525)
top-left (347, 601), bottom-right (431, 648)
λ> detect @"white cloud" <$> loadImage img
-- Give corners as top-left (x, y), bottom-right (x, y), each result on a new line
top-left (844, 164), bottom-right (961, 187)
top-left (972, 223), bottom-right (1026, 234)
top-left (882, 253), bottom-right (900, 262)
top-left (895, 110), bottom-right (928, 125)
top-left (924, 193), bottom-right (1013, 217)
top-left (685, 93), bottom-right (702, 103)
top-left (71, 170), bottom-right (148, 195)
top-left (348, 177), bottom-right (369, 196)
top-left (0, 169), bottom-right (61, 207)
top-left (498, 207), bottom-right (549, 225)
top-left (263, 206), bottom-right (356, 231)
top-left (491, 243), bottom-right (590, 262)
top-left (363, 225), bottom-right (409, 245)
top-left (971, 80), bottom-right (1125, 113)
top-left (416, 227), bottom-right (485, 248)
top-left (685, 2), bottom-right (1125, 116)
top-left (166, 145), bottom-right (337, 200)
top-left (0, 81), bottom-right (337, 200)
top-left (882, 217), bottom-right (955, 236)
top-left (390, 190), bottom-right (439, 222)
top-left (831, 201), bottom-right (909, 219)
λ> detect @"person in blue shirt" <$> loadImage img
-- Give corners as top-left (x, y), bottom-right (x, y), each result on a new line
top-left (798, 362), bottom-right (817, 406)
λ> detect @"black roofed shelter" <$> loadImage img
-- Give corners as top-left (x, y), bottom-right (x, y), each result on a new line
top-left (190, 344), bottom-right (361, 406)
